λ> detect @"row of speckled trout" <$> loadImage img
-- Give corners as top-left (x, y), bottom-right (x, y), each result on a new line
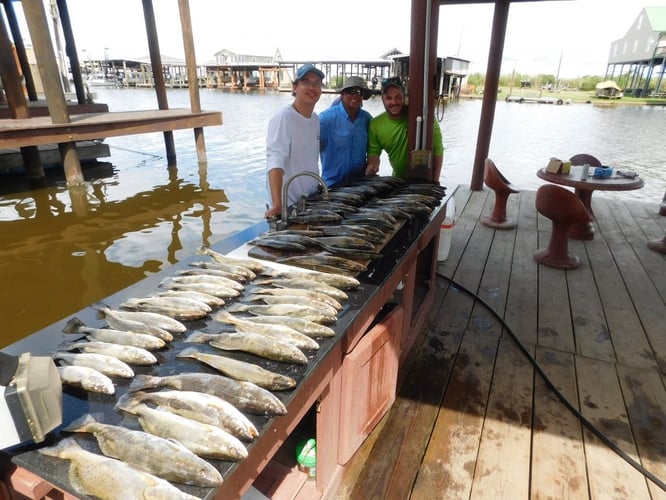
top-left (40, 246), bottom-right (360, 498)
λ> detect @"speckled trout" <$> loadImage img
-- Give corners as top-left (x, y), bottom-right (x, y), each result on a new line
top-left (38, 437), bottom-right (198, 499)
top-left (117, 402), bottom-right (248, 461)
top-left (63, 414), bottom-right (222, 487)
top-left (177, 347), bottom-right (296, 390)
top-left (118, 390), bottom-right (258, 441)
top-left (129, 373), bottom-right (287, 416)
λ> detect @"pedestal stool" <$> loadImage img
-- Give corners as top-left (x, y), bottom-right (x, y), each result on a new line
top-left (534, 184), bottom-right (592, 269)
top-left (480, 159), bottom-right (519, 229)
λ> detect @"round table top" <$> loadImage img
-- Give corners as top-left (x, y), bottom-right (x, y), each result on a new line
top-left (537, 167), bottom-right (645, 191)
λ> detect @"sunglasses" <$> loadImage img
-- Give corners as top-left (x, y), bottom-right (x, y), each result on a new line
top-left (343, 87), bottom-right (364, 96)
top-left (382, 77), bottom-right (402, 89)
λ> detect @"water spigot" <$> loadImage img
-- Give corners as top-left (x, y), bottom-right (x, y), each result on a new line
top-left (281, 171), bottom-right (329, 226)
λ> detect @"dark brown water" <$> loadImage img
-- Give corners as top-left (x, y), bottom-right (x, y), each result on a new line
top-left (1, 89), bottom-right (664, 348)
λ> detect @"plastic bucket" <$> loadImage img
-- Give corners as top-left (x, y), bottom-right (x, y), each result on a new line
top-left (438, 218), bottom-right (454, 261)
top-left (438, 197), bottom-right (456, 261)
top-left (296, 438), bottom-right (316, 479)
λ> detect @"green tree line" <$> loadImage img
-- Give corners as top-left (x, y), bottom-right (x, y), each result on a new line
top-left (466, 72), bottom-right (606, 92)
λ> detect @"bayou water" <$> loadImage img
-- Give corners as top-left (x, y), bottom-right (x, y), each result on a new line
top-left (1, 88), bottom-right (664, 348)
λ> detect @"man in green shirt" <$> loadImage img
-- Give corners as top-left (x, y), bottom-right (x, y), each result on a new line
top-left (366, 77), bottom-right (443, 180)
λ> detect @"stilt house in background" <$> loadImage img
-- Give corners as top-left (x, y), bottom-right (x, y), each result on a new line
top-left (605, 6), bottom-right (666, 97)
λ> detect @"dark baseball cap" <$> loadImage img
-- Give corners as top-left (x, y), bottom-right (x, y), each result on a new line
top-left (381, 76), bottom-right (404, 93)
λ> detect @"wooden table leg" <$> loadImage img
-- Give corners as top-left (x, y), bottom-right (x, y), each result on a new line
top-left (571, 188), bottom-right (595, 240)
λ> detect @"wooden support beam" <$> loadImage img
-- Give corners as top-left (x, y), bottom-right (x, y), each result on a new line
top-left (142, 0), bottom-right (176, 163)
top-left (177, 0), bottom-right (207, 163)
top-left (2, 0), bottom-right (38, 101)
top-left (470, 0), bottom-right (510, 191)
top-left (56, 0), bottom-right (86, 105)
top-left (0, 6), bottom-right (44, 177)
top-left (21, 0), bottom-right (83, 185)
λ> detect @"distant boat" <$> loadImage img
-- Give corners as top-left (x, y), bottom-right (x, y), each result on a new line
top-left (595, 80), bottom-right (623, 99)
top-left (86, 73), bottom-right (117, 87)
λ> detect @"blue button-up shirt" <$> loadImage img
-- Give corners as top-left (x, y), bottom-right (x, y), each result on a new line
top-left (319, 102), bottom-right (372, 187)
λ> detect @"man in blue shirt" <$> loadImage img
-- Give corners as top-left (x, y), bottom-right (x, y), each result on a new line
top-left (319, 76), bottom-right (373, 187)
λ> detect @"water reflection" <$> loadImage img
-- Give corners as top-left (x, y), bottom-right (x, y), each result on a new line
top-left (0, 160), bottom-right (228, 347)
top-left (1, 89), bottom-right (664, 348)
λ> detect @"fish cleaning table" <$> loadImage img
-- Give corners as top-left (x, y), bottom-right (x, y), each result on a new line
top-left (1, 191), bottom-right (450, 499)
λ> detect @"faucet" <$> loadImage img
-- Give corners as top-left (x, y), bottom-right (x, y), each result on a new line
top-left (278, 171), bottom-right (329, 229)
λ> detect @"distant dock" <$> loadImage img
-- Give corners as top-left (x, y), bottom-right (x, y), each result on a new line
top-left (505, 94), bottom-right (571, 105)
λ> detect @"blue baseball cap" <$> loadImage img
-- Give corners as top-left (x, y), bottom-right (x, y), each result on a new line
top-left (295, 64), bottom-right (325, 82)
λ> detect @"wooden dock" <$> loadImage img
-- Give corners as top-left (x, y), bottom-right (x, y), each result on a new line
top-left (337, 186), bottom-right (666, 499)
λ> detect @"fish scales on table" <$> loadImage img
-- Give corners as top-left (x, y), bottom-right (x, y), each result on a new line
top-left (53, 351), bottom-right (134, 378)
top-left (63, 413), bottom-right (223, 487)
top-left (243, 293), bottom-right (339, 318)
top-left (129, 373), bottom-right (288, 416)
top-left (189, 331), bottom-right (309, 365)
top-left (197, 245), bottom-right (265, 273)
top-left (57, 365), bottom-right (115, 395)
top-left (212, 310), bottom-right (320, 350)
top-left (176, 347), bottom-right (296, 390)
top-left (63, 317), bottom-right (166, 351)
top-left (38, 437), bottom-right (199, 500)
top-left (120, 296), bottom-right (211, 321)
top-left (247, 286), bottom-right (343, 311)
top-left (160, 277), bottom-right (241, 299)
top-left (116, 401), bottom-right (248, 461)
top-left (157, 289), bottom-right (226, 307)
top-left (226, 302), bottom-right (337, 325)
top-left (117, 390), bottom-right (258, 441)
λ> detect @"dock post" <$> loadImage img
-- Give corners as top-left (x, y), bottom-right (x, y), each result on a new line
top-left (21, 0), bottom-right (84, 186)
top-left (178, 0), bottom-right (208, 163)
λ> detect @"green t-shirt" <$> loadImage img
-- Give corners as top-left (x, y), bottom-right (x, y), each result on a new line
top-left (367, 109), bottom-right (443, 178)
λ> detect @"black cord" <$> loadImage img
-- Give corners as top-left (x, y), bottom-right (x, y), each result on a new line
top-left (436, 271), bottom-right (666, 492)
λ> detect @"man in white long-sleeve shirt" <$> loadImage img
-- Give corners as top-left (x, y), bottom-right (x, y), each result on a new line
top-left (264, 64), bottom-right (325, 219)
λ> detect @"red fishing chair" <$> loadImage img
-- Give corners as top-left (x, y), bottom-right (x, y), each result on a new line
top-left (569, 153), bottom-right (602, 167)
top-left (480, 159), bottom-right (520, 230)
top-left (534, 184), bottom-right (592, 269)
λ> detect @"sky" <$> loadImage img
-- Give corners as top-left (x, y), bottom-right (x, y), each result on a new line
top-left (14, 0), bottom-right (660, 79)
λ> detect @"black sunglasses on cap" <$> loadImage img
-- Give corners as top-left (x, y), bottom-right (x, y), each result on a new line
top-left (381, 77), bottom-right (403, 92)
